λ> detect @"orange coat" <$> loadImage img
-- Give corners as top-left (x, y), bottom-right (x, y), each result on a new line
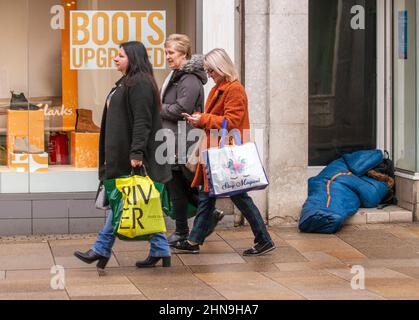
top-left (191, 80), bottom-right (251, 192)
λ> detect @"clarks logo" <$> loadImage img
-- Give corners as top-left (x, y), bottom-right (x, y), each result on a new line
top-left (44, 105), bottom-right (73, 117)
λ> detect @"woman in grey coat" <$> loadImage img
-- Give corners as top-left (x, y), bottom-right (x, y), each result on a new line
top-left (161, 34), bottom-right (224, 245)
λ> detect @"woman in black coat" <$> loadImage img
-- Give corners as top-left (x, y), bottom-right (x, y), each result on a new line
top-left (74, 41), bottom-right (172, 269)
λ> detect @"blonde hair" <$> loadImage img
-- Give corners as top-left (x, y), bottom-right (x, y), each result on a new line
top-left (164, 34), bottom-right (192, 59)
top-left (204, 48), bottom-right (239, 82)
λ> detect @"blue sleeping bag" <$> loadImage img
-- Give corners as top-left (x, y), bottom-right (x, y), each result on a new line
top-left (299, 150), bottom-right (389, 234)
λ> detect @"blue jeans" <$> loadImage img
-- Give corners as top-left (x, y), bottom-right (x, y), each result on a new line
top-left (92, 209), bottom-right (171, 258)
top-left (189, 190), bottom-right (272, 245)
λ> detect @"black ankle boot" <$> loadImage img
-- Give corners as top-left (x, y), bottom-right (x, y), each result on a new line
top-left (74, 249), bottom-right (110, 269)
top-left (10, 91), bottom-right (40, 110)
top-left (135, 256), bottom-right (171, 268)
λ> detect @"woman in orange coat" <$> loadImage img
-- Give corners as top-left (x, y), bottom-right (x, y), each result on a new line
top-left (173, 48), bottom-right (275, 256)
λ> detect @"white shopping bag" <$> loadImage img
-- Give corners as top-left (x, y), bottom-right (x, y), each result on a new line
top-left (204, 119), bottom-right (269, 197)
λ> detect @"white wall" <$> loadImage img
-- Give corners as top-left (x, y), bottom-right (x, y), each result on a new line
top-left (202, 0), bottom-right (236, 93)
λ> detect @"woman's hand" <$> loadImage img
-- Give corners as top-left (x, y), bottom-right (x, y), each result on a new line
top-left (182, 113), bottom-right (202, 127)
top-left (131, 159), bottom-right (143, 168)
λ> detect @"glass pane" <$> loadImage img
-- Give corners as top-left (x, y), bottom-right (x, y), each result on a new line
top-left (309, 0), bottom-right (377, 166)
top-left (0, 0), bottom-right (30, 193)
top-left (393, 0), bottom-right (416, 172)
top-left (26, 0), bottom-right (199, 193)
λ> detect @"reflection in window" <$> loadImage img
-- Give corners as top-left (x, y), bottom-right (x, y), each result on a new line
top-left (309, 0), bottom-right (377, 166)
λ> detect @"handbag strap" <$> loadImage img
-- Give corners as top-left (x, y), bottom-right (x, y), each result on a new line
top-left (220, 118), bottom-right (242, 148)
top-left (131, 165), bottom-right (148, 177)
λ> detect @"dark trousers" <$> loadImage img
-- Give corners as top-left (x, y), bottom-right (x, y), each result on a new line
top-left (189, 190), bottom-right (272, 246)
top-left (165, 166), bottom-right (198, 235)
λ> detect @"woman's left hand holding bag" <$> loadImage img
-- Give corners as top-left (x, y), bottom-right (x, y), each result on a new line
top-left (131, 159), bottom-right (143, 167)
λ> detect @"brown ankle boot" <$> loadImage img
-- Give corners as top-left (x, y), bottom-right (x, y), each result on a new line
top-left (75, 109), bottom-right (100, 133)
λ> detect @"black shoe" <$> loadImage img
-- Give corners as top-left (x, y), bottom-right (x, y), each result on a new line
top-left (172, 240), bottom-right (200, 254)
top-left (242, 241), bottom-right (276, 256)
top-left (74, 249), bottom-right (110, 269)
top-left (167, 232), bottom-right (188, 246)
top-left (136, 255), bottom-right (171, 268)
top-left (206, 209), bottom-right (225, 237)
top-left (10, 91), bottom-right (39, 110)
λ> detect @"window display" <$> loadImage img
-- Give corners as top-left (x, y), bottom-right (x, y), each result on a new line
top-left (0, 0), bottom-right (198, 193)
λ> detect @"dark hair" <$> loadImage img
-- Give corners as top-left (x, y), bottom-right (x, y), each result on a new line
top-left (120, 41), bottom-right (161, 110)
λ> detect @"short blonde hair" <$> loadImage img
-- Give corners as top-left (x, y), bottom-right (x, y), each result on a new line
top-left (204, 48), bottom-right (239, 82)
top-left (164, 34), bottom-right (192, 59)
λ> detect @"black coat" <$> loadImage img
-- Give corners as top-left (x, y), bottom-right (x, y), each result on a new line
top-left (99, 76), bottom-right (172, 183)
top-left (160, 55), bottom-right (207, 164)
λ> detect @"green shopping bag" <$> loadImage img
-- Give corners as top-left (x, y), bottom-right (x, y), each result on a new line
top-left (104, 173), bottom-right (166, 241)
top-left (153, 182), bottom-right (197, 220)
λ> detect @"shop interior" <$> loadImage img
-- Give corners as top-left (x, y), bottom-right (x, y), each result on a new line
top-left (0, 0), bottom-right (198, 193)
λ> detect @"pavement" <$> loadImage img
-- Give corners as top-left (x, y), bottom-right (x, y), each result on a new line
top-left (2, 223), bottom-right (419, 300)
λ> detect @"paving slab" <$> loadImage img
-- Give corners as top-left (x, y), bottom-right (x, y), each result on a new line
top-left (359, 269), bottom-right (419, 299)
top-left (0, 243), bottom-right (55, 270)
top-left (62, 269), bottom-right (144, 299)
top-left (302, 251), bottom-right (345, 263)
top-left (403, 226), bottom-right (419, 238)
top-left (285, 238), bottom-right (362, 253)
top-left (275, 262), bottom-right (313, 272)
top-left (177, 253), bottom-right (246, 266)
top-left (325, 249), bottom-right (368, 262)
top-left (112, 239), bottom-right (151, 252)
top-left (262, 270), bottom-right (384, 300)
top-left (344, 259), bottom-right (419, 269)
top-left (113, 251), bottom-right (184, 268)
top-left (272, 228), bottom-right (337, 241)
top-left (400, 238), bottom-right (419, 250)
top-left (127, 268), bottom-right (224, 300)
top-left (216, 229), bottom-right (255, 240)
top-left (6, 269), bottom-right (53, 281)
top-left (387, 266), bottom-right (419, 280)
top-left (337, 229), bottom-right (402, 245)
top-left (241, 246), bottom-right (308, 264)
top-left (189, 263), bottom-right (280, 274)
top-left (195, 272), bottom-right (305, 300)
top-left (299, 251), bottom-right (350, 270)
top-left (66, 282), bottom-right (143, 299)
top-left (0, 277), bottom-right (67, 298)
top-left (0, 291), bottom-right (70, 300)
top-left (72, 295), bottom-right (146, 300)
top-left (205, 233), bottom-right (225, 242)
top-left (199, 241), bottom-right (236, 254)
top-left (224, 236), bottom-right (288, 250)
top-left (352, 245), bottom-right (419, 260)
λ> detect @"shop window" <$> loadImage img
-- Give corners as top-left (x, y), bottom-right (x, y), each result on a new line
top-left (309, 0), bottom-right (377, 166)
top-left (393, 0), bottom-right (417, 172)
top-left (0, 0), bottom-right (200, 193)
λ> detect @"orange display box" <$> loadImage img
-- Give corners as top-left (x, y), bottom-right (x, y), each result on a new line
top-left (7, 110), bottom-right (45, 166)
top-left (71, 132), bottom-right (99, 168)
top-left (9, 152), bottom-right (49, 173)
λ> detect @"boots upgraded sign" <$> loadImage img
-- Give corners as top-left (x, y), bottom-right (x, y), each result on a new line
top-left (70, 11), bottom-right (166, 70)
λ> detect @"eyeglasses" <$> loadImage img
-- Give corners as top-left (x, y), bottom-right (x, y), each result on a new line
top-left (205, 68), bottom-right (215, 75)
